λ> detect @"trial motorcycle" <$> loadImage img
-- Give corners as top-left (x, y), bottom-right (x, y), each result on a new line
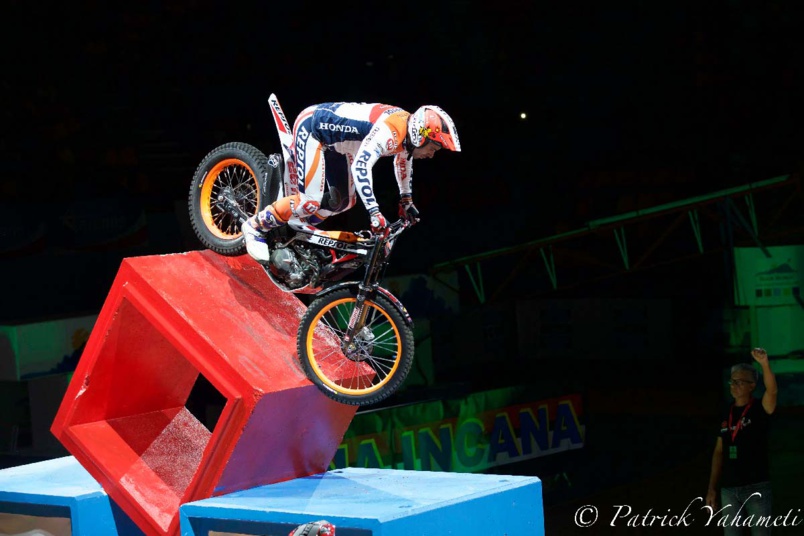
top-left (188, 94), bottom-right (415, 406)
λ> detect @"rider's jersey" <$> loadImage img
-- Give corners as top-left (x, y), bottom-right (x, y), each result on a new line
top-left (297, 102), bottom-right (413, 214)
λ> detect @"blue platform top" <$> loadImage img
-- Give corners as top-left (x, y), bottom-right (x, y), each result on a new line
top-left (182, 467), bottom-right (542, 524)
top-left (0, 456), bottom-right (146, 536)
top-left (0, 456), bottom-right (105, 504)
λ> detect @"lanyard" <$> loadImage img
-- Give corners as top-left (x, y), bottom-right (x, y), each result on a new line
top-left (728, 399), bottom-right (753, 443)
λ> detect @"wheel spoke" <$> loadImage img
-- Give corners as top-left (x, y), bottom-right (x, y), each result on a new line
top-left (321, 310), bottom-right (347, 338)
top-left (305, 297), bottom-right (403, 395)
top-left (335, 303), bottom-right (351, 329)
top-left (205, 162), bottom-right (259, 237)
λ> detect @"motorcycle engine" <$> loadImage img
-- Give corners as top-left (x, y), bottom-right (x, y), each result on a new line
top-left (268, 243), bottom-right (359, 290)
top-left (268, 247), bottom-right (310, 289)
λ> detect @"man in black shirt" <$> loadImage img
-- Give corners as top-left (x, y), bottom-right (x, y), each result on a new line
top-left (706, 348), bottom-right (778, 535)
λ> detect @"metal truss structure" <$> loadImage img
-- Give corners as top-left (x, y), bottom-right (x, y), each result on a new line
top-left (432, 174), bottom-right (804, 305)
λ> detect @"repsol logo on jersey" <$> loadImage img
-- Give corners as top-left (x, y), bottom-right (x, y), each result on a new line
top-left (318, 122), bottom-right (359, 134)
top-left (354, 150), bottom-right (376, 204)
top-left (295, 126), bottom-right (310, 162)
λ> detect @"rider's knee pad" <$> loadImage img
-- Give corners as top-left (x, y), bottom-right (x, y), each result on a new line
top-left (293, 198), bottom-right (321, 219)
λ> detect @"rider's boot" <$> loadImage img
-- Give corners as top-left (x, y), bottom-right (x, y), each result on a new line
top-left (242, 209), bottom-right (282, 264)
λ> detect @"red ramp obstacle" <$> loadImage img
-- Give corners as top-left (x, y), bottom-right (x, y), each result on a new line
top-left (51, 250), bottom-right (359, 536)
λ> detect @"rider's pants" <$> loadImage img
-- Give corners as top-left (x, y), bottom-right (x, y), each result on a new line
top-left (257, 107), bottom-right (356, 229)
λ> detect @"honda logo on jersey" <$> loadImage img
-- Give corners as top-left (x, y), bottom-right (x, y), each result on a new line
top-left (318, 122), bottom-right (359, 134)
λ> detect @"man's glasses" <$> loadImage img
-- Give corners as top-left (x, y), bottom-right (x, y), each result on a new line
top-left (728, 379), bottom-right (755, 387)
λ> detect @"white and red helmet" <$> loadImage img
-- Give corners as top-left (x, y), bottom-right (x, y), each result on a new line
top-left (408, 105), bottom-right (461, 151)
top-left (288, 520), bottom-right (335, 536)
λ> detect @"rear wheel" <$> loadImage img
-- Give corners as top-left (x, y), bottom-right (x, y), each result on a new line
top-left (188, 142), bottom-right (273, 255)
top-left (297, 288), bottom-right (415, 406)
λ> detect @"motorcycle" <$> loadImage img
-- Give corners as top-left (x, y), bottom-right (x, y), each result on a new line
top-left (187, 94), bottom-right (415, 406)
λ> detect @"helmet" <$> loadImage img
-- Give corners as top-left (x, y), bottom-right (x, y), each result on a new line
top-left (408, 106), bottom-right (461, 151)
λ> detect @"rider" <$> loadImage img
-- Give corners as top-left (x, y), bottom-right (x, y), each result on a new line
top-left (241, 102), bottom-right (461, 263)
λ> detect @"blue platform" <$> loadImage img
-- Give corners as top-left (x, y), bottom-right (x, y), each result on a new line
top-left (0, 456), bottom-right (143, 536)
top-left (180, 467), bottom-right (544, 536)
top-left (1, 460), bottom-right (544, 536)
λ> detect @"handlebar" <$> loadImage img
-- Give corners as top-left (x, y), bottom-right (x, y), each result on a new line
top-left (384, 218), bottom-right (411, 235)
top-left (361, 219), bottom-right (411, 241)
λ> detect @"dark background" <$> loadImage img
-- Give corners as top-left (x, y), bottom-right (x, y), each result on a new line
top-left (5, 0), bottom-right (803, 343)
top-left (5, 1), bottom-right (802, 278)
top-left (3, 0), bottom-right (804, 531)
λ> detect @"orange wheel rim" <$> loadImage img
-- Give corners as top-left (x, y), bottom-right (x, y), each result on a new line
top-left (305, 298), bottom-right (402, 396)
top-left (199, 158), bottom-right (260, 239)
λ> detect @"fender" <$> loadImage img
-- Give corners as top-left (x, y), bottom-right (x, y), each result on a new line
top-left (268, 93), bottom-right (298, 196)
top-left (259, 153), bottom-right (283, 211)
top-left (318, 282), bottom-right (414, 328)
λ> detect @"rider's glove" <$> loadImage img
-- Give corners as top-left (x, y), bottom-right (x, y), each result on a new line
top-left (368, 207), bottom-right (388, 235)
top-left (398, 194), bottom-right (420, 224)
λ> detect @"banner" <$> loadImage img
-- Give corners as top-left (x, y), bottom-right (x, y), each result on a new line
top-left (0, 315), bottom-right (95, 381)
top-left (332, 386), bottom-right (584, 473)
top-left (734, 245), bottom-right (804, 306)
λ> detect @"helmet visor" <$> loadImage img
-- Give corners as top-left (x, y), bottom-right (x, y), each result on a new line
top-left (426, 116), bottom-right (457, 151)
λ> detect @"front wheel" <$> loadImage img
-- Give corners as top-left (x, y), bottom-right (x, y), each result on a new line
top-left (297, 288), bottom-right (415, 406)
top-left (188, 142), bottom-right (275, 256)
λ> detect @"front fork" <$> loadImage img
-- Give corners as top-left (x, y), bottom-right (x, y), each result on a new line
top-left (342, 228), bottom-right (388, 356)
top-left (342, 283), bottom-right (375, 358)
